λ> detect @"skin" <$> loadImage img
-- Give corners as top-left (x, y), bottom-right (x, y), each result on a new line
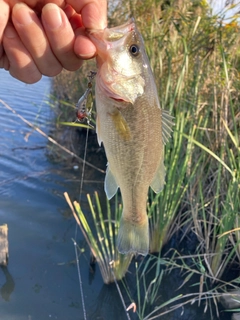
top-left (0, 0), bottom-right (107, 83)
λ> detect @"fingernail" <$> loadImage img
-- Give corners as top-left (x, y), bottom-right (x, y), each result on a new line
top-left (4, 24), bottom-right (17, 39)
top-left (42, 4), bottom-right (62, 30)
top-left (74, 34), bottom-right (96, 59)
top-left (12, 3), bottom-right (33, 26)
top-left (78, 52), bottom-right (96, 59)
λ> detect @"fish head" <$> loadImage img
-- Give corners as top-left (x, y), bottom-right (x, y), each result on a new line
top-left (87, 19), bottom-right (151, 104)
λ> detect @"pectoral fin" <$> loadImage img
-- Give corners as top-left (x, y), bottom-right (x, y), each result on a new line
top-left (150, 160), bottom-right (166, 193)
top-left (104, 165), bottom-right (119, 199)
top-left (96, 115), bottom-right (102, 146)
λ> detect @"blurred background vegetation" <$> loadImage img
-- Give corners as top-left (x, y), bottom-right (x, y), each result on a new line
top-left (52, 0), bottom-right (240, 319)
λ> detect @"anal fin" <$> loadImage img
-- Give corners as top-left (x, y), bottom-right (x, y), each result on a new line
top-left (104, 165), bottom-right (119, 200)
top-left (150, 160), bottom-right (166, 193)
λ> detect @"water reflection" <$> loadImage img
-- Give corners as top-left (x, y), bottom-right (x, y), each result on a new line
top-left (0, 70), bottom-right (212, 320)
top-left (0, 266), bottom-right (15, 301)
top-left (88, 283), bottom-right (130, 320)
top-left (0, 70), bottom-right (90, 319)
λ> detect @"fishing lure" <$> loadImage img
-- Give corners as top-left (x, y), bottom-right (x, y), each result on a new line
top-left (75, 71), bottom-right (97, 126)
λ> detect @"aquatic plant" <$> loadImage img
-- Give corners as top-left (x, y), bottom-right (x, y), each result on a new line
top-left (140, 0), bottom-right (240, 272)
top-left (65, 191), bottom-right (133, 284)
top-left (109, 0), bottom-right (240, 317)
top-left (52, 0), bottom-right (240, 318)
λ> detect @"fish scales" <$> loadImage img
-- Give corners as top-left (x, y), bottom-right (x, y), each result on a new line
top-left (88, 19), bottom-right (173, 255)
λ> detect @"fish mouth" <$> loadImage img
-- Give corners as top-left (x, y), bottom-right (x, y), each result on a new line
top-left (86, 18), bottom-right (135, 53)
top-left (97, 74), bottom-right (129, 103)
top-left (97, 69), bottom-right (141, 104)
top-left (110, 97), bottom-right (125, 102)
top-left (87, 18), bottom-right (144, 105)
top-left (86, 18), bottom-right (135, 37)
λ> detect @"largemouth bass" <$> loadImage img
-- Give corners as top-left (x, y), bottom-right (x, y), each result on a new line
top-left (88, 19), bottom-right (173, 256)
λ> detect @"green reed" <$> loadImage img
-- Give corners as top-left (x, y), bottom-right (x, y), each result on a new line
top-left (57, 0), bottom-right (240, 317)
top-left (112, 0), bottom-right (239, 317)
top-left (142, 0), bottom-right (240, 278)
top-left (73, 192), bottom-right (133, 284)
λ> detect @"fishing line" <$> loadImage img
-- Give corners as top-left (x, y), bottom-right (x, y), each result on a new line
top-left (73, 126), bottom-right (89, 320)
top-left (109, 262), bottom-right (132, 320)
top-left (0, 99), bottom-right (103, 173)
top-left (73, 72), bottom-right (96, 320)
top-left (73, 128), bottom-right (89, 320)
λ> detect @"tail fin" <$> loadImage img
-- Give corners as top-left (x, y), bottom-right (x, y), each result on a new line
top-left (117, 216), bottom-right (149, 256)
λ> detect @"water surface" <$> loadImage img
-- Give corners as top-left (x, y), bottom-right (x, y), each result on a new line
top-left (0, 70), bottom-right (224, 320)
top-left (0, 70), bottom-right (109, 320)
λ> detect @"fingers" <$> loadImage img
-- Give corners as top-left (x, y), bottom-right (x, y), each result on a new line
top-left (64, 4), bottom-right (83, 31)
top-left (64, 5), bottom-right (97, 59)
top-left (0, 53), bottom-right (10, 71)
top-left (41, 3), bottom-right (83, 71)
top-left (65, 0), bottom-right (107, 59)
top-left (3, 23), bottom-right (42, 83)
top-left (8, 0), bottom-right (66, 11)
top-left (74, 28), bottom-right (97, 59)
top-left (1, 0), bottom-right (108, 84)
top-left (11, 3), bottom-right (62, 76)
top-left (66, 0), bottom-right (107, 29)
top-left (0, 1), bottom-right (10, 59)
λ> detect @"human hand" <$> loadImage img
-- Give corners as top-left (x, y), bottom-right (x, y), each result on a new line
top-left (0, 0), bottom-right (67, 82)
top-left (0, 0), bottom-right (107, 84)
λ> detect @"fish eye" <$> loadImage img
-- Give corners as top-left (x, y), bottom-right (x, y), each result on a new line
top-left (129, 44), bottom-right (140, 56)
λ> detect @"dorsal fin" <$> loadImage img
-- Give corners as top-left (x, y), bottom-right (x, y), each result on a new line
top-left (162, 109), bottom-right (174, 145)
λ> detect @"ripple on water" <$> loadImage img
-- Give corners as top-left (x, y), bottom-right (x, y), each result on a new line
top-left (0, 70), bottom-right (86, 320)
